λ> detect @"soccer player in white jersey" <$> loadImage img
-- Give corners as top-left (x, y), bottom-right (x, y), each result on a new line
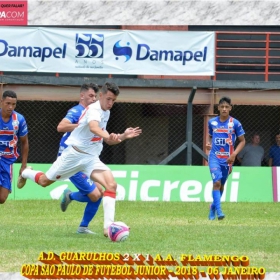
top-left (21, 82), bottom-right (142, 236)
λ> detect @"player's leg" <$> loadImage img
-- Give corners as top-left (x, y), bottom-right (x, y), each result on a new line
top-left (21, 146), bottom-right (84, 188)
top-left (77, 197), bottom-right (102, 234)
top-left (0, 161), bottom-right (12, 204)
top-left (61, 172), bottom-right (102, 234)
top-left (90, 169), bottom-right (117, 237)
top-left (208, 156), bottom-right (221, 220)
top-left (217, 165), bottom-right (232, 220)
top-left (212, 180), bottom-right (225, 220)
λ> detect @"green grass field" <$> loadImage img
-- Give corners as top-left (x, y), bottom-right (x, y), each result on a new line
top-left (1, 200), bottom-right (280, 274)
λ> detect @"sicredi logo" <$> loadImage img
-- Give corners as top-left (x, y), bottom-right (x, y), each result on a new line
top-left (113, 40), bottom-right (132, 62)
top-left (75, 33), bottom-right (104, 58)
top-left (0, 1), bottom-right (27, 25)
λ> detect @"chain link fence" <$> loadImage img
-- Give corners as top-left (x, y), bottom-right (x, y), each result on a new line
top-left (15, 99), bottom-right (280, 166)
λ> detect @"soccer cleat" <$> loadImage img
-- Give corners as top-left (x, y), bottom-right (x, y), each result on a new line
top-left (77, 227), bottom-right (96, 234)
top-left (103, 228), bottom-right (109, 238)
top-left (60, 189), bottom-right (72, 212)
top-left (217, 209), bottom-right (225, 220)
top-left (208, 203), bottom-right (216, 220)
top-left (17, 166), bottom-right (33, 189)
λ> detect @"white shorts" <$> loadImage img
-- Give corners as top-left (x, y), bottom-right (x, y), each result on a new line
top-left (46, 146), bottom-right (110, 181)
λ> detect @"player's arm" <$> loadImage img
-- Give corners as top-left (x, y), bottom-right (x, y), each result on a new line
top-left (57, 118), bottom-right (78, 133)
top-left (268, 158), bottom-right (273, 166)
top-left (19, 134), bottom-right (29, 175)
top-left (105, 127), bottom-right (142, 145)
top-left (227, 135), bottom-right (246, 164)
top-left (206, 135), bottom-right (212, 150)
top-left (89, 120), bottom-right (110, 140)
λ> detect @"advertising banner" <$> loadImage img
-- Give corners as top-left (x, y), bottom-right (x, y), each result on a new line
top-left (0, 1), bottom-right (27, 25)
top-left (0, 27), bottom-right (215, 75)
top-left (12, 164), bottom-right (273, 202)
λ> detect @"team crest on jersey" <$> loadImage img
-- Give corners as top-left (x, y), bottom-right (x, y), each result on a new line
top-left (12, 120), bottom-right (19, 130)
top-left (211, 121), bottom-right (218, 126)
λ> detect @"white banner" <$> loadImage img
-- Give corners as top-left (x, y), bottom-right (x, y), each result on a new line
top-left (0, 27), bottom-right (215, 75)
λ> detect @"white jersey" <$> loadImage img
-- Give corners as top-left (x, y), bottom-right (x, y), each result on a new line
top-left (65, 100), bottom-right (110, 155)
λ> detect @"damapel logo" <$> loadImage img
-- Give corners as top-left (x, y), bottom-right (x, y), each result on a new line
top-left (136, 44), bottom-right (208, 66)
top-left (113, 41), bottom-right (208, 66)
top-left (0, 40), bottom-right (67, 62)
top-left (113, 40), bottom-right (132, 62)
top-left (113, 171), bottom-right (240, 202)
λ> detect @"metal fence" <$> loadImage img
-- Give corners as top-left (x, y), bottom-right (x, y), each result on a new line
top-left (15, 100), bottom-right (280, 166)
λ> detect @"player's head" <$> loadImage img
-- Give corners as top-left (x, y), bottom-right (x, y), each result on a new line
top-left (1, 90), bottom-right (17, 115)
top-left (99, 82), bottom-right (120, 111)
top-left (79, 83), bottom-right (99, 107)
top-left (218, 96), bottom-right (232, 118)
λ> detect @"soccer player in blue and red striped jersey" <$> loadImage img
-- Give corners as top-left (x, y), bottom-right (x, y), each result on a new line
top-left (0, 90), bottom-right (29, 203)
top-left (206, 96), bottom-right (245, 220)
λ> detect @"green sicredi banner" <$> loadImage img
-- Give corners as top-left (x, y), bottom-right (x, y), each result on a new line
top-left (11, 164), bottom-right (273, 202)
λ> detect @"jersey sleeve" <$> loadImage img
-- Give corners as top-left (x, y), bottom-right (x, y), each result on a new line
top-left (18, 116), bottom-right (28, 137)
top-left (64, 107), bottom-right (82, 124)
top-left (234, 119), bottom-right (245, 137)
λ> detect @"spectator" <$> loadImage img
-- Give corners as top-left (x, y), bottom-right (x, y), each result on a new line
top-left (237, 133), bottom-right (264, 166)
top-left (268, 132), bottom-right (280, 166)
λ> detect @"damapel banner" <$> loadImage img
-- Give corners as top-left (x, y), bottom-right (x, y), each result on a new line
top-left (11, 164), bottom-right (273, 202)
top-left (0, 27), bottom-right (215, 75)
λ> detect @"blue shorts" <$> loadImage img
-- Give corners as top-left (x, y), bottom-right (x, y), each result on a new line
top-left (0, 160), bottom-right (13, 192)
top-left (69, 171), bottom-right (96, 195)
top-left (208, 156), bottom-right (232, 186)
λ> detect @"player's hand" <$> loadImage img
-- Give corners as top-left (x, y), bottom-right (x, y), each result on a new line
top-left (124, 127), bottom-right (142, 139)
top-left (206, 142), bottom-right (212, 150)
top-left (227, 154), bottom-right (236, 164)
top-left (108, 133), bottom-right (122, 143)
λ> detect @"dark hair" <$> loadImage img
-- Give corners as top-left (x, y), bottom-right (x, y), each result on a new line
top-left (80, 83), bottom-right (99, 93)
top-left (102, 82), bottom-right (120, 96)
top-left (219, 96), bottom-right (231, 105)
top-left (2, 90), bottom-right (17, 99)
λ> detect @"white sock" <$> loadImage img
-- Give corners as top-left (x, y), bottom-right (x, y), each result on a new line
top-left (103, 195), bottom-right (115, 229)
top-left (22, 169), bottom-right (41, 182)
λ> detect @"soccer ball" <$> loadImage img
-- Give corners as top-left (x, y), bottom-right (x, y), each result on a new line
top-left (108, 221), bottom-right (130, 242)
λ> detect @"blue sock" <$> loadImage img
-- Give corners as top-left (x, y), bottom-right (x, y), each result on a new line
top-left (213, 190), bottom-right (222, 213)
top-left (80, 198), bottom-right (102, 227)
top-left (69, 191), bottom-right (91, 203)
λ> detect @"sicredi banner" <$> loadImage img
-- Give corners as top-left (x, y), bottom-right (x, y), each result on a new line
top-left (11, 164), bottom-right (273, 202)
top-left (0, 1), bottom-right (27, 25)
top-left (0, 27), bottom-right (215, 75)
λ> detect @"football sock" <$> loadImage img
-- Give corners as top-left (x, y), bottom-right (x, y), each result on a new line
top-left (70, 191), bottom-right (91, 203)
top-left (103, 190), bottom-right (116, 229)
top-left (80, 198), bottom-right (102, 227)
top-left (213, 190), bottom-right (222, 213)
top-left (22, 169), bottom-right (43, 183)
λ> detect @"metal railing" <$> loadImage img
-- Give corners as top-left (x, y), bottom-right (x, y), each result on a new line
top-left (214, 31), bottom-right (280, 82)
